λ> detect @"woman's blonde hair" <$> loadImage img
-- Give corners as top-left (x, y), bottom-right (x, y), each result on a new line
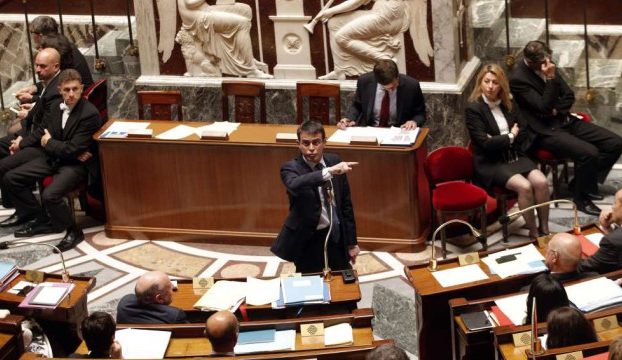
top-left (468, 63), bottom-right (513, 112)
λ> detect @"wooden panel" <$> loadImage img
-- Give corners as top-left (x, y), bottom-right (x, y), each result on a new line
top-left (510, 0), bottom-right (622, 25)
top-left (97, 121), bottom-right (430, 251)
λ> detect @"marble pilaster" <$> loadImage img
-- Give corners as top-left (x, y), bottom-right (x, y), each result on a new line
top-left (133, 0), bottom-right (159, 75)
top-left (431, 0), bottom-right (461, 83)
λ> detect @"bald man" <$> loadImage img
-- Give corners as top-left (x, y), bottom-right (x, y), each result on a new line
top-left (116, 271), bottom-right (186, 324)
top-left (0, 48), bottom-right (62, 223)
top-left (205, 310), bottom-right (239, 356)
top-left (579, 189), bottom-right (622, 274)
top-left (545, 233), bottom-right (597, 282)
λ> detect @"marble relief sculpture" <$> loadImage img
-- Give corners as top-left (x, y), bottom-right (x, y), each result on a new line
top-left (313, 0), bottom-right (434, 80)
top-left (156, 0), bottom-right (272, 78)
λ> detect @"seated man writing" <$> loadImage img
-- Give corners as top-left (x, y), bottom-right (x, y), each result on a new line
top-left (2, 69), bottom-right (101, 251)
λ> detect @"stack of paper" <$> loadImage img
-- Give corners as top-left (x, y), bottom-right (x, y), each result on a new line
top-left (481, 244), bottom-right (546, 279)
top-left (565, 277), bottom-right (622, 312)
top-left (237, 329), bottom-right (276, 345)
top-left (324, 323), bottom-right (353, 346)
top-left (18, 282), bottom-right (75, 309)
top-left (0, 262), bottom-right (18, 292)
top-left (493, 293), bottom-right (529, 326)
top-left (115, 328), bottom-right (171, 359)
top-left (195, 121), bottom-right (240, 135)
top-left (327, 126), bottom-right (419, 146)
top-left (234, 329), bottom-right (296, 354)
top-left (281, 276), bottom-right (324, 305)
top-left (431, 264), bottom-right (489, 287)
top-left (272, 281), bottom-right (331, 309)
top-left (99, 121), bottom-right (151, 139)
top-left (193, 280), bottom-right (246, 312)
top-left (245, 277), bottom-right (281, 306)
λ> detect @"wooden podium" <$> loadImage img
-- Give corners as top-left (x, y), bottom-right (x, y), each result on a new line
top-left (96, 121), bottom-right (431, 251)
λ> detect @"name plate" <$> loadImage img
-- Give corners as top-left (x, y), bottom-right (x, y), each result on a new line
top-left (594, 315), bottom-right (619, 332)
top-left (349, 136), bottom-right (378, 145)
top-left (458, 252), bottom-right (480, 266)
top-left (25, 270), bottom-right (44, 283)
top-left (512, 331), bottom-right (531, 347)
top-left (555, 351), bottom-right (583, 360)
top-left (301, 323), bottom-right (324, 337)
top-left (275, 133), bottom-right (297, 143)
top-left (192, 277), bottom-right (214, 295)
top-left (201, 131), bottom-right (229, 140)
top-left (127, 129), bottom-right (153, 138)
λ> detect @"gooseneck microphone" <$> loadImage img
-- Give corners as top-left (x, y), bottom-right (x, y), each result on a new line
top-left (498, 199), bottom-right (581, 234)
top-left (0, 240), bottom-right (70, 283)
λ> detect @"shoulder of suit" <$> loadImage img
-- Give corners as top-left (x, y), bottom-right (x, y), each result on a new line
top-left (324, 152), bottom-right (342, 164)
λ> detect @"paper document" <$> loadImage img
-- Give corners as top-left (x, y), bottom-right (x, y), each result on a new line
top-left (195, 121), bottom-right (240, 136)
top-left (193, 280), bottom-right (246, 311)
top-left (327, 126), bottom-right (419, 145)
top-left (155, 125), bottom-right (197, 140)
top-left (237, 329), bottom-right (276, 345)
top-left (29, 286), bottom-right (69, 306)
top-left (281, 275), bottom-right (324, 304)
top-left (100, 121), bottom-right (150, 139)
top-left (234, 329), bottom-right (296, 354)
top-left (8, 281), bottom-right (34, 295)
top-left (379, 127), bottom-right (420, 146)
top-left (245, 277), bottom-right (281, 306)
top-left (481, 244), bottom-right (546, 279)
top-left (115, 328), bottom-right (171, 359)
top-left (431, 264), bottom-right (489, 287)
top-left (585, 233), bottom-right (604, 247)
top-left (494, 293), bottom-right (528, 326)
top-left (565, 277), bottom-right (622, 312)
top-left (324, 323), bottom-right (354, 346)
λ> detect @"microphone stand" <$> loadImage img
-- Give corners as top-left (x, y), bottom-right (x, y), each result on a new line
top-left (0, 240), bottom-right (70, 283)
top-left (428, 219), bottom-right (484, 272)
top-left (323, 179), bottom-right (335, 282)
top-left (499, 199), bottom-right (581, 236)
top-left (526, 296), bottom-right (544, 356)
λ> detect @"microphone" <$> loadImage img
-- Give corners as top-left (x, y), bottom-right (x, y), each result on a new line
top-left (322, 179), bottom-right (335, 282)
top-left (499, 199), bottom-right (581, 235)
top-left (428, 219), bottom-right (483, 272)
top-left (0, 240), bottom-right (70, 283)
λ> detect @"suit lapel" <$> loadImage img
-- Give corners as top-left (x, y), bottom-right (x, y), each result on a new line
top-left (62, 99), bottom-right (85, 139)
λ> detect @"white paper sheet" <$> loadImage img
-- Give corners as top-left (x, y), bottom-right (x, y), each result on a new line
top-left (494, 293), bottom-right (528, 326)
top-left (327, 126), bottom-right (419, 145)
top-left (194, 121), bottom-right (240, 136)
top-left (585, 233), bottom-right (604, 247)
top-left (115, 329), bottom-right (171, 359)
top-left (99, 121), bottom-right (151, 138)
top-left (565, 277), bottom-right (622, 312)
top-left (324, 323), bottom-right (354, 346)
top-left (431, 264), bottom-right (489, 287)
top-left (482, 244), bottom-right (546, 279)
top-left (245, 277), bottom-right (281, 306)
top-left (194, 280), bottom-right (247, 311)
top-left (234, 329), bottom-right (296, 354)
top-left (155, 125), bottom-right (197, 140)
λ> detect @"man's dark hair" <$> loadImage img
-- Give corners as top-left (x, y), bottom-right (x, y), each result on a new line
top-left (58, 69), bottom-right (82, 86)
top-left (366, 344), bottom-right (409, 360)
top-left (40, 33), bottom-right (74, 70)
top-left (523, 40), bottom-right (552, 65)
top-left (373, 59), bottom-right (399, 85)
top-left (30, 16), bottom-right (59, 35)
top-left (80, 311), bottom-right (116, 357)
top-left (297, 120), bottom-right (326, 140)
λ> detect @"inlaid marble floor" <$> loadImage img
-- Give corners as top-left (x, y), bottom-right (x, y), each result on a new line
top-left (1, 168), bottom-right (619, 359)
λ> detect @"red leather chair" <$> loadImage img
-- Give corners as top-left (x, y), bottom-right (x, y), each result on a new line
top-left (425, 146), bottom-right (489, 258)
top-left (83, 78), bottom-right (107, 122)
top-left (532, 112), bottom-right (591, 205)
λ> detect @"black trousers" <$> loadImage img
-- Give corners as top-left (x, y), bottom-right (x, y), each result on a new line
top-left (0, 135), bottom-right (13, 207)
top-left (2, 155), bottom-right (87, 230)
top-left (537, 119), bottom-right (622, 201)
top-left (294, 227), bottom-right (352, 274)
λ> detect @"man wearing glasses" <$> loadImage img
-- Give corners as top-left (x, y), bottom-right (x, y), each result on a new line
top-left (510, 40), bottom-right (622, 216)
top-left (271, 121), bottom-right (360, 273)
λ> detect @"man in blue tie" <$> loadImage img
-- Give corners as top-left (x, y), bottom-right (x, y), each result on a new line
top-left (271, 121), bottom-right (360, 273)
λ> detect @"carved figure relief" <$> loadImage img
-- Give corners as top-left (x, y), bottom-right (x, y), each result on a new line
top-left (308, 0), bottom-right (434, 80)
top-left (156, 0), bottom-right (273, 78)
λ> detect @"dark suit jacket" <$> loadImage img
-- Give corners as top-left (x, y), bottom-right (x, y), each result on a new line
top-left (578, 228), bottom-right (622, 274)
top-left (271, 153), bottom-right (357, 262)
top-left (348, 72), bottom-right (426, 127)
top-left (509, 60), bottom-right (576, 136)
top-left (18, 74), bottom-right (62, 149)
top-left (116, 294), bottom-right (187, 324)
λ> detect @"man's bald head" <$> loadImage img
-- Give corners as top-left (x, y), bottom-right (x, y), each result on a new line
top-left (546, 233), bottom-right (582, 273)
top-left (34, 48), bottom-right (61, 82)
top-left (135, 271), bottom-right (173, 305)
top-left (205, 310), bottom-right (239, 354)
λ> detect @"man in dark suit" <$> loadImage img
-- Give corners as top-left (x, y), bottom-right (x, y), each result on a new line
top-left (337, 59), bottom-right (426, 130)
top-left (579, 189), bottom-right (622, 274)
top-left (0, 47), bottom-right (62, 214)
top-left (510, 40), bottom-right (622, 216)
top-left (545, 233), bottom-right (597, 282)
top-left (116, 271), bottom-right (187, 324)
top-left (2, 69), bottom-right (101, 251)
top-left (271, 121), bottom-right (360, 273)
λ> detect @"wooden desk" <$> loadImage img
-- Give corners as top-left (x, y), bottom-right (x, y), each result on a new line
top-left (0, 271), bottom-right (95, 355)
top-left (0, 315), bottom-right (24, 360)
top-left (169, 272), bottom-right (361, 322)
top-left (75, 308), bottom-right (391, 359)
top-left (96, 120), bottom-right (431, 251)
top-left (404, 224), bottom-right (601, 360)
top-left (450, 267), bottom-right (622, 360)
top-left (494, 305), bottom-right (622, 360)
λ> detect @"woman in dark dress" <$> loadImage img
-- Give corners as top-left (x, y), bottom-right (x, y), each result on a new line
top-left (466, 63), bottom-right (550, 240)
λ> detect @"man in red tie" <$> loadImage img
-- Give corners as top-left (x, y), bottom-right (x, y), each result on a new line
top-left (337, 59), bottom-right (426, 130)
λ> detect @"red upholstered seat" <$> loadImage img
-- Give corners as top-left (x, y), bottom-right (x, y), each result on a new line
top-left (425, 146), bottom-right (488, 258)
top-left (432, 182), bottom-right (488, 211)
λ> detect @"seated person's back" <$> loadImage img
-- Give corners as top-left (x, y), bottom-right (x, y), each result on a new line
top-left (70, 311), bottom-right (121, 358)
top-left (524, 273), bottom-right (569, 325)
top-left (546, 306), bottom-right (597, 349)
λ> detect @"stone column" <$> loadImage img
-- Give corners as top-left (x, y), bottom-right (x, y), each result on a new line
top-left (431, 0), bottom-right (462, 83)
top-left (269, 0), bottom-right (316, 79)
top-left (133, 0), bottom-right (160, 75)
